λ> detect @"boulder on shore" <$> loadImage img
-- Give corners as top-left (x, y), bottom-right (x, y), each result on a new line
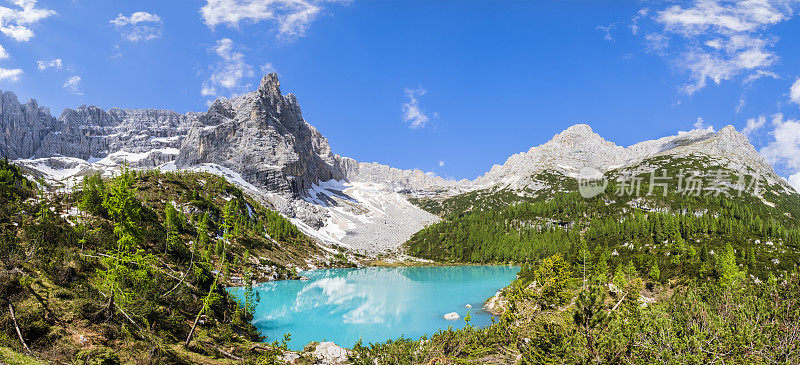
top-left (484, 290), bottom-right (508, 315)
top-left (312, 341), bottom-right (349, 364)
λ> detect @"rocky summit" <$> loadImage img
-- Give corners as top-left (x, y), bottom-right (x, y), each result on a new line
top-left (1, 74), bottom-right (795, 254)
top-left (475, 123), bottom-right (792, 192)
top-left (176, 74), bottom-right (345, 197)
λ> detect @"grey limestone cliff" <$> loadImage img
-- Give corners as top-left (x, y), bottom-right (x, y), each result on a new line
top-left (0, 91), bottom-right (58, 159)
top-left (175, 74), bottom-right (345, 197)
top-left (0, 89), bottom-right (195, 167)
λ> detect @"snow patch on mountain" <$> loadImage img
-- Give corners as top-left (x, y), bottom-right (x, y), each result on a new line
top-left (289, 180), bottom-right (440, 252)
top-left (6, 76), bottom-right (798, 257)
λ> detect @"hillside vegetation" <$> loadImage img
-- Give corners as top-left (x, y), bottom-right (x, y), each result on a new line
top-left (386, 157), bottom-right (800, 363)
top-left (408, 157), bottom-right (800, 284)
top-left (349, 254), bottom-right (800, 364)
top-left (0, 159), bottom-right (333, 363)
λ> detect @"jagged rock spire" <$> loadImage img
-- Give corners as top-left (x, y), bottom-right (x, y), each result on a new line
top-left (176, 74), bottom-right (345, 197)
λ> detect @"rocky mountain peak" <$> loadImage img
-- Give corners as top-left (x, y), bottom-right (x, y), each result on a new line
top-left (472, 123), bottom-right (791, 192)
top-left (258, 73), bottom-right (281, 95)
top-left (253, 73), bottom-right (284, 115)
top-left (546, 123), bottom-right (617, 150)
top-left (2, 81), bottom-right (796, 253)
top-left (0, 90), bottom-right (58, 159)
top-left (58, 105), bottom-right (114, 128)
top-left (559, 123), bottom-right (594, 135)
top-left (176, 73), bottom-right (344, 197)
top-left (715, 124), bottom-right (751, 149)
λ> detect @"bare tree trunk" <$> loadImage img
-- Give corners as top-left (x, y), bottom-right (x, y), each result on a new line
top-left (185, 251), bottom-right (225, 348)
top-left (209, 342), bottom-right (242, 361)
top-left (106, 290), bottom-right (115, 320)
top-left (610, 291), bottom-right (628, 312)
top-left (162, 241), bottom-right (194, 299)
top-left (185, 311), bottom-right (203, 347)
top-left (27, 286), bottom-right (62, 326)
top-left (116, 304), bottom-right (145, 333)
top-left (9, 302), bottom-right (32, 354)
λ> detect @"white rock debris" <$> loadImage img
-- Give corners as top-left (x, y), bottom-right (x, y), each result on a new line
top-left (443, 312), bottom-right (460, 320)
top-left (312, 342), bottom-right (349, 364)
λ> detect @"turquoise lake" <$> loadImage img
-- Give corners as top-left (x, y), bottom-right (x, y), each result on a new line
top-left (229, 265), bottom-right (519, 351)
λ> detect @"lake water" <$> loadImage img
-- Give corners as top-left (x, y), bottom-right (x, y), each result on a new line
top-left (228, 265), bottom-right (519, 351)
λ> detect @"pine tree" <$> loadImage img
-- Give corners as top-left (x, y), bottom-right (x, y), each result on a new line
top-left (240, 251), bottom-right (260, 316)
top-left (649, 261), bottom-right (660, 283)
top-left (579, 240), bottom-right (592, 289)
top-left (78, 172), bottom-right (107, 217)
top-left (165, 202), bottom-right (181, 253)
top-left (613, 264), bottom-right (627, 291)
top-left (593, 250), bottom-right (609, 284)
top-left (102, 169), bottom-right (141, 251)
top-left (746, 246), bottom-right (756, 269)
top-left (197, 212), bottom-right (211, 262)
top-left (716, 242), bottom-right (743, 287)
top-left (573, 285), bottom-right (608, 362)
top-left (532, 254), bottom-right (572, 308)
top-left (687, 245), bottom-right (698, 263)
top-left (96, 168), bottom-right (153, 321)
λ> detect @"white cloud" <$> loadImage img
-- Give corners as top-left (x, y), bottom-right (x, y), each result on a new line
top-left (438, 160), bottom-right (445, 167)
top-left (790, 77), bottom-right (800, 106)
top-left (201, 38), bottom-right (256, 98)
top-left (0, 67), bottom-right (22, 82)
top-left (644, 33), bottom-right (669, 53)
top-left (742, 115), bottom-right (766, 138)
top-left (261, 62), bottom-right (276, 74)
top-left (402, 87), bottom-right (431, 129)
top-left (646, 0), bottom-right (794, 94)
top-left (789, 172), bottom-right (800, 192)
top-left (0, 45), bottom-right (8, 60)
top-left (596, 24), bottom-right (615, 41)
top-left (742, 69), bottom-right (779, 85)
top-left (110, 11), bottom-right (161, 26)
top-left (760, 113), bottom-right (800, 172)
top-left (110, 11), bottom-right (163, 42)
top-left (63, 75), bottom-right (81, 94)
top-left (693, 117), bottom-right (715, 132)
top-left (736, 96), bottom-right (745, 113)
top-left (36, 58), bottom-right (61, 70)
top-left (630, 8), bottom-right (648, 35)
top-left (200, 0), bottom-right (348, 40)
top-left (0, 0), bottom-right (56, 42)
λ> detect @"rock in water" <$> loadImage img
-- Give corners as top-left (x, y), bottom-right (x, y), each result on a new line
top-left (443, 312), bottom-right (460, 320)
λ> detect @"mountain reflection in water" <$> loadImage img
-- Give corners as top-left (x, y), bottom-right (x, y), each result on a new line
top-left (229, 265), bottom-right (519, 351)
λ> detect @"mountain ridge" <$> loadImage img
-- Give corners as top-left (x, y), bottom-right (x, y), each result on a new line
top-left (475, 123), bottom-right (792, 193)
top-left (1, 74), bottom-right (797, 253)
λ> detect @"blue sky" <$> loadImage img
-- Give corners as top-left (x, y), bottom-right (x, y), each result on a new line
top-left (1, 0), bottom-right (800, 187)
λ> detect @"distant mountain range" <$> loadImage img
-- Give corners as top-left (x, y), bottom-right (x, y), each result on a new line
top-left (2, 74), bottom-right (796, 253)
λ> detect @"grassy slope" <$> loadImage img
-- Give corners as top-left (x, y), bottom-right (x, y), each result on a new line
top-left (0, 163), bottom-right (341, 363)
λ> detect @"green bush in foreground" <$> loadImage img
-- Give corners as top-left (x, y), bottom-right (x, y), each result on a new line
top-left (349, 254), bottom-right (800, 364)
